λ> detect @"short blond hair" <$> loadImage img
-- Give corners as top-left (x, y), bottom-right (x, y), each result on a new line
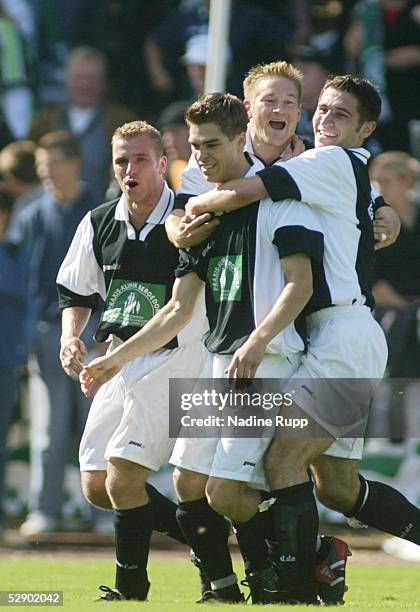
top-left (369, 151), bottom-right (420, 185)
top-left (243, 61), bottom-right (303, 104)
top-left (112, 121), bottom-right (164, 156)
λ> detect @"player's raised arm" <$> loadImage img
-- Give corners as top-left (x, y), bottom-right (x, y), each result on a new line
top-left (185, 175), bottom-right (267, 218)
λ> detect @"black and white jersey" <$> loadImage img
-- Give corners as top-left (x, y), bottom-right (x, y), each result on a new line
top-left (258, 146), bottom-right (384, 309)
top-left (57, 182), bottom-right (206, 346)
top-left (176, 163), bottom-right (324, 356)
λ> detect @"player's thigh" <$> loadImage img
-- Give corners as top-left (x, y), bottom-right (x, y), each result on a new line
top-left (79, 375), bottom-right (125, 471)
top-left (106, 342), bottom-right (204, 472)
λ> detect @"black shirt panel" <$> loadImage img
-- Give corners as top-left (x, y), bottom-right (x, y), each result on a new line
top-left (273, 225), bottom-right (324, 263)
top-left (181, 203), bottom-right (260, 354)
top-left (257, 165), bottom-right (302, 203)
top-left (344, 150), bottom-right (376, 309)
top-left (89, 199), bottom-right (180, 346)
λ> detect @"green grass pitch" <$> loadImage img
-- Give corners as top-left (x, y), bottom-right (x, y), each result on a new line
top-left (1, 558), bottom-right (420, 610)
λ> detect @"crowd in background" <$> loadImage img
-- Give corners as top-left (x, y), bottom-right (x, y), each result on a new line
top-left (0, 0), bottom-right (420, 536)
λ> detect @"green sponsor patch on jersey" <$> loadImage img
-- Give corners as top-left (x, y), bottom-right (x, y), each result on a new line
top-left (207, 255), bottom-right (242, 303)
top-left (102, 279), bottom-right (166, 327)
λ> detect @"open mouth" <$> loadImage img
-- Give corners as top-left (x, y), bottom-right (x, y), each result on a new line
top-left (269, 120), bottom-right (286, 131)
top-left (125, 179), bottom-right (138, 189)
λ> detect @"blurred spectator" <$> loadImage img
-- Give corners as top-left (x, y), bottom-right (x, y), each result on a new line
top-left (13, 131), bottom-right (99, 536)
top-left (158, 100), bottom-right (191, 190)
top-left (30, 0), bottom-right (109, 106)
top-left (145, 0), bottom-right (298, 103)
top-left (109, 0), bottom-right (178, 119)
top-left (0, 185), bottom-right (30, 533)
top-left (371, 151), bottom-right (420, 308)
top-left (30, 46), bottom-right (136, 206)
top-left (0, 140), bottom-right (44, 237)
top-left (0, 6), bottom-right (33, 146)
top-left (301, 0), bottom-right (356, 77)
top-left (1, 0), bottom-right (35, 45)
top-left (294, 45), bottom-right (336, 141)
top-left (344, 0), bottom-right (420, 152)
top-left (370, 150), bottom-right (420, 439)
top-left (181, 33), bottom-right (232, 98)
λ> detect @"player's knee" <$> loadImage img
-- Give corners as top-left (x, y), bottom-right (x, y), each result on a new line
top-left (81, 470), bottom-right (111, 509)
top-left (315, 479), bottom-right (358, 514)
top-left (173, 467), bottom-right (207, 502)
top-left (105, 459), bottom-right (148, 507)
top-left (206, 478), bottom-right (242, 521)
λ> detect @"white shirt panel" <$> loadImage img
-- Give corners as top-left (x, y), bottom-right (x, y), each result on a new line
top-left (254, 199), bottom-right (322, 357)
top-left (56, 211), bottom-right (106, 300)
top-left (274, 146), bottom-right (360, 223)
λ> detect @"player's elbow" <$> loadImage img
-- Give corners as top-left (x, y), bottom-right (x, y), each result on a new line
top-left (171, 298), bottom-right (194, 326)
top-left (300, 271), bottom-right (313, 304)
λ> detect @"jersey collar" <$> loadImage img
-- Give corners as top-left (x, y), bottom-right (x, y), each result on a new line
top-left (347, 147), bottom-right (371, 165)
top-left (115, 182), bottom-right (174, 226)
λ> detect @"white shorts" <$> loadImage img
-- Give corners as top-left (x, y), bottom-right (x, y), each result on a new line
top-left (79, 341), bottom-right (204, 472)
top-left (170, 352), bottom-right (301, 487)
top-left (284, 305), bottom-right (388, 460)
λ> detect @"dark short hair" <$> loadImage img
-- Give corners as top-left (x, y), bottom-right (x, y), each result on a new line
top-left (0, 140), bottom-right (39, 184)
top-left (320, 75), bottom-right (382, 125)
top-left (185, 93), bottom-right (248, 140)
top-left (37, 130), bottom-right (81, 159)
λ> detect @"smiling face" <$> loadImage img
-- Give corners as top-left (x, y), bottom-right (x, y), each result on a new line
top-left (313, 87), bottom-right (376, 148)
top-left (188, 122), bottom-right (246, 184)
top-left (112, 134), bottom-right (166, 207)
top-left (245, 76), bottom-right (301, 161)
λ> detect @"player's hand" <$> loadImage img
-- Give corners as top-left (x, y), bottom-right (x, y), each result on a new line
top-left (79, 353), bottom-right (124, 397)
top-left (185, 193), bottom-right (214, 218)
top-left (175, 212), bottom-right (219, 248)
top-left (225, 336), bottom-right (267, 381)
top-left (60, 336), bottom-right (87, 379)
top-left (282, 134), bottom-right (306, 160)
top-left (374, 206), bottom-right (400, 251)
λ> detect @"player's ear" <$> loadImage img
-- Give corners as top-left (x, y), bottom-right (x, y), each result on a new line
top-left (361, 121), bottom-right (376, 141)
top-left (243, 99), bottom-right (252, 119)
top-left (159, 154), bottom-right (167, 176)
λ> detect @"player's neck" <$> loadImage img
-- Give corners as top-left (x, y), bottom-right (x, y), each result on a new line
top-left (250, 134), bottom-right (290, 165)
top-left (217, 154), bottom-right (251, 184)
top-left (128, 184), bottom-right (164, 229)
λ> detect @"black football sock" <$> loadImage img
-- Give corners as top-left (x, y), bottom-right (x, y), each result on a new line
top-left (270, 481), bottom-right (319, 603)
top-left (259, 492), bottom-right (278, 563)
top-left (176, 498), bottom-right (240, 599)
top-left (349, 475), bottom-right (420, 544)
top-left (234, 511), bottom-right (271, 573)
top-left (114, 504), bottom-right (153, 600)
top-left (145, 483), bottom-right (186, 544)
